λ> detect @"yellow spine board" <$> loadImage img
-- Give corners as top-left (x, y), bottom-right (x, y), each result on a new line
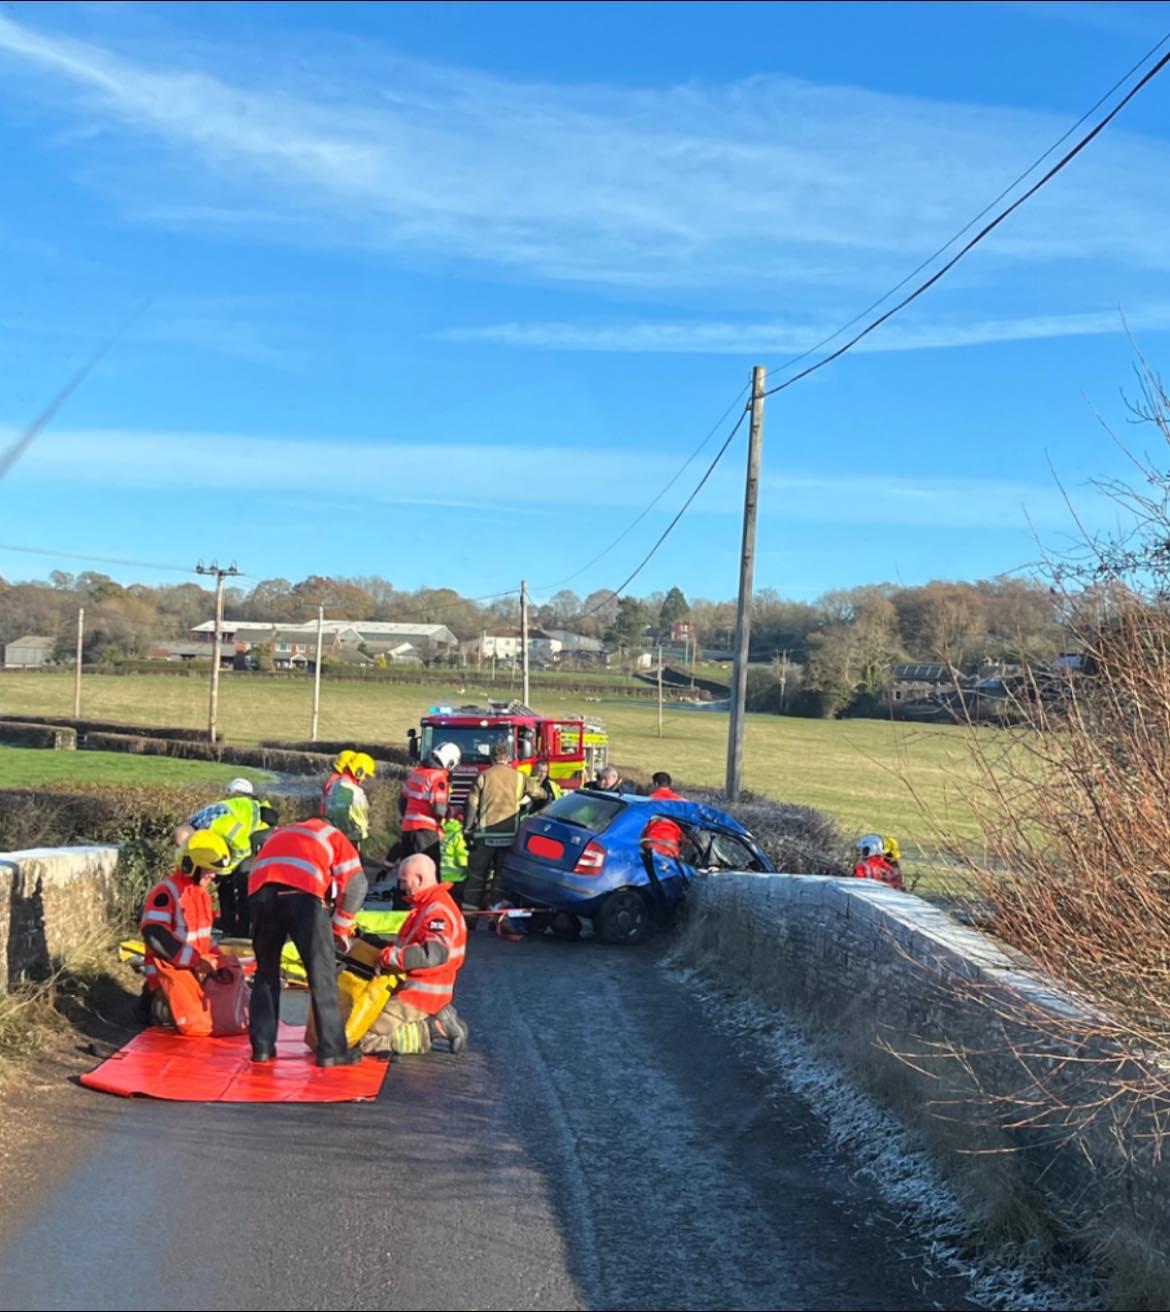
top-left (305, 938), bottom-right (401, 1050)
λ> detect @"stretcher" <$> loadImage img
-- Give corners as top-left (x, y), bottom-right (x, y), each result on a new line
top-left (119, 936), bottom-right (257, 973)
top-left (119, 909), bottom-right (411, 991)
top-left (119, 937), bottom-right (308, 987)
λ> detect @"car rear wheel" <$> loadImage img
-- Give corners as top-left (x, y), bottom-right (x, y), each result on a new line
top-left (594, 889), bottom-right (652, 945)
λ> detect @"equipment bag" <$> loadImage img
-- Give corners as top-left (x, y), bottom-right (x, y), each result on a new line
top-left (153, 956), bottom-right (249, 1038)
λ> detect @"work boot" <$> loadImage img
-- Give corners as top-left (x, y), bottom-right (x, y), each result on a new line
top-left (430, 1004), bottom-right (469, 1055)
top-left (317, 1048), bottom-right (363, 1069)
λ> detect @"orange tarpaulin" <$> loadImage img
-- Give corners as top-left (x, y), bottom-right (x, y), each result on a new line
top-left (81, 1023), bottom-right (387, 1103)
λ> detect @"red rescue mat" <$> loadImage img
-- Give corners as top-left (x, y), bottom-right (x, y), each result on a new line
top-left (81, 1023), bottom-right (388, 1103)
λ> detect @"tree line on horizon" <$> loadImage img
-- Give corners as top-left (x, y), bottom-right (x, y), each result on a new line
top-left (0, 568), bottom-right (1069, 716)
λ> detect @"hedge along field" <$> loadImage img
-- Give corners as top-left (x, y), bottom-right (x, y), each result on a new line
top-left (0, 745), bottom-right (276, 791)
top-left (0, 671), bottom-right (995, 848)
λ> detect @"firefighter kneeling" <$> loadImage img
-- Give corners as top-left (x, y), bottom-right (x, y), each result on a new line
top-left (360, 853), bottom-right (469, 1057)
top-left (140, 831), bottom-right (248, 1037)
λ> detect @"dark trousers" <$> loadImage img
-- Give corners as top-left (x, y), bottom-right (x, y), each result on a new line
top-left (400, 829), bottom-right (441, 860)
top-left (216, 869), bottom-right (251, 938)
top-left (464, 842), bottom-right (509, 910)
top-left (249, 885), bottom-right (346, 1061)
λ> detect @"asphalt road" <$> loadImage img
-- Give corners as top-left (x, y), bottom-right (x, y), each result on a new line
top-left (0, 933), bottom-right (974, 1312)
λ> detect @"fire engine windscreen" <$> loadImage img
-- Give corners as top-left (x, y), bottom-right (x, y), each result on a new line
top-left (421, 725), bottom-right (514, 765)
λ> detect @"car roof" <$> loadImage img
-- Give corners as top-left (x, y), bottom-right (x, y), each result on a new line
top-left (614, 794), bottom-right (752, 838)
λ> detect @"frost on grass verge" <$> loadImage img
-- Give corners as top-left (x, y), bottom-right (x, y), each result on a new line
top-left (667, 962), bottom-right (1099, 1312)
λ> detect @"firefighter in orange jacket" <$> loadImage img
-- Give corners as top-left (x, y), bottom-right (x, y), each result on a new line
top-left (360, 853), bottom-right (469, 1056)
top-left (642, 771), bottom-right (685, 856)
top-left (639, 772), bottom-right (687, 902)
top-left (853, 834), bottom-right (904, 890)
top-left (397, 741), bottom-right (460, 862)
top-left (140, 830), bottom-right (240, 1036)
top-left (248, 818), bottom-right (368, 1067)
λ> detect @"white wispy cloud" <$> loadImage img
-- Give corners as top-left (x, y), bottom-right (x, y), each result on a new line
top-left (5, 424), bottom-right (1072, 531)
top-left (0, 297), bottom-right (302, 368)
top-left (1, 8), bottom-right (1170, 302)
top-left (438, 304), bottom-right (1170, 355)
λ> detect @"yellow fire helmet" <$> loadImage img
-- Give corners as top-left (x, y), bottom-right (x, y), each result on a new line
top-left (333, 749), bottom-right (356, 774)
top-left (883, 835), bottom-right (901, 863)
top-left (180, 829), bottom-right (233, 874)
top-left (350, 752), bottom-right (376, 781)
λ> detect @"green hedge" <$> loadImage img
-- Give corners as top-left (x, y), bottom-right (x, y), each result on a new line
top-left (262, 738), bottom-right (413, 768)
top-left (0, 714), bottom-right (206, 743)
top-left (0, 778), bottom-right (403, 925)
top-left (0, 722), bottom-right (77, 750)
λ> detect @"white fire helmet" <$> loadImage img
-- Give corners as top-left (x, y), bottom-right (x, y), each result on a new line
top-left (432, 742), bottom-right (462, 771)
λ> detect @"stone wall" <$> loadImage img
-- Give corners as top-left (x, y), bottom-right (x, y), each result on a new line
top-left (676, 874), bottom-right (1170, 1291)
top-left (0, 846), bottom-right (119, 991)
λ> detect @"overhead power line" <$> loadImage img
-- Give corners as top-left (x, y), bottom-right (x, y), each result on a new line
top-left (763, 28), bottom-right (1170, 385)
top-left (762, 45), bottom-right (1170, 399)
top-left (577, 407), bottom-right (750, 620)
top-left (570, 38), bottom-right (1170, 621)
top-left (536, 384), bottom-right (751, 592)
top-left (0, 542), bottom-right (199, 575)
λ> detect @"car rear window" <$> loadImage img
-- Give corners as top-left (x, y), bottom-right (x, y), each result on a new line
top-left (544, 790), bottom-right (624, 833)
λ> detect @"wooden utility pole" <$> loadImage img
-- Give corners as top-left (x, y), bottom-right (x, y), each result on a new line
top-left (196, 561), bottom-right (240, 745)
top-left (311, 604), bottom-right (325, 741)
top-left (725, 366), bottom-right (766, 801)
top-left (73, 607), bottom-right (84, 717)
top-left (657, 642), bottom-right (664, 738)
top-left (520, 579), bottom-right (530, 706)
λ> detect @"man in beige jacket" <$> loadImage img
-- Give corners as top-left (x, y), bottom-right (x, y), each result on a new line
top-left (461, 742), bottom-right (543, 917)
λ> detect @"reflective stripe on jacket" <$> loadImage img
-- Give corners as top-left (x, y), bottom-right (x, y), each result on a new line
top-left (465, 764), bottom-right (540, 842)
top-left (190, 795), bottom-right (267, 871)
top-left (440, 822), bottom-right (469, 882)
top-left (140, 871), bottom-right (214, 977)
top-left (402, 766), bottom-right (449, 833)
top-left (248, 819), bottom-right (365, 933)
top-left (383, 883), bottom-right (467, 1015)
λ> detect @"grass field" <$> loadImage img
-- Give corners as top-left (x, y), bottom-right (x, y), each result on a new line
top-left (0, 745), bottom-right (274, 791)
top-left (1, 670), bottom-right (993, 850)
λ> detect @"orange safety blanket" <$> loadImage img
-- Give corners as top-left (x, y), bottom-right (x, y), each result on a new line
top-left (81, 1022), bottom-right (387, 1103)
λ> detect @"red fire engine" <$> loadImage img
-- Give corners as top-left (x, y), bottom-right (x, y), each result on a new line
top-left (412, 701), bottom-right (608, 813)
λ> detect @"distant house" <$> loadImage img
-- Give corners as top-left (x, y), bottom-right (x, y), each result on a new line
top-left (189, 619), bottom-right (459, 662)
top-left (888, 663), bottom-right (965, 706)
top-left (3, 635), bottom-right (55, 669)
top-left (464, 628), bottom-right (561, 663)
top-left (544, 629), bottom-right (609, 665)
top-left (145, 640), bottom-right (235, 666)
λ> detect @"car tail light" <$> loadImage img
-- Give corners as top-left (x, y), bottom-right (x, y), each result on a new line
top-left (574, 840), bottom-right (606, 875)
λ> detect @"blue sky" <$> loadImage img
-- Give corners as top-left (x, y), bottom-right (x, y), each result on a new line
top-left (2, 0), bottom-right (1170, 608)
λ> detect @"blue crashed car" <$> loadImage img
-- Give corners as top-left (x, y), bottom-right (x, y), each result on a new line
top-left (501, 789), bottom-right (774, 945)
